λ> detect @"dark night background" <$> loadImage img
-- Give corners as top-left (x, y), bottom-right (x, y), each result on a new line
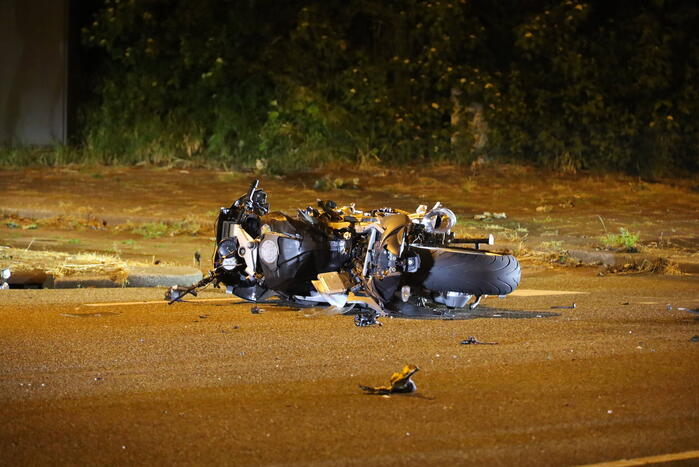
top-left (14, 0), bottom-right (699, 174)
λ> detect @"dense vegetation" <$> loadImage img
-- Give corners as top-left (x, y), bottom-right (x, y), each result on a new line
top-left (74, 0), bottom-right (698, 173)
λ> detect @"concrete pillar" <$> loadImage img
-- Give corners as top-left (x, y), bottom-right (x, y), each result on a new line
top-left (0, 0), bottom-right (68, 145)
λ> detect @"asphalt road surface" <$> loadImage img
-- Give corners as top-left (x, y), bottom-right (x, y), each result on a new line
top-left (1, 265), bottom-right (698, 465)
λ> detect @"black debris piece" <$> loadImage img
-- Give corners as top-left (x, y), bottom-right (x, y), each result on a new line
top-left (354, 312), bottom-right (382, 327)
top-left (199, 315), bottom-right (208, 319)
top-left (551, 303), bottom-right (576, 309)
top-left (678, 307), bottom-right (699, 314)
top-left (460, 336), bottom-right (498, 345)
top-left (691, 335), bottom-right (699, 342)
top-left (251, 306), bottom-right (264, 314)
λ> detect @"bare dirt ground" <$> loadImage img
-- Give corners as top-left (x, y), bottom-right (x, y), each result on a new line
top-left (0, 266), bottom-right (697, 465)
top-left (1, 164), bottom-right (698, 270)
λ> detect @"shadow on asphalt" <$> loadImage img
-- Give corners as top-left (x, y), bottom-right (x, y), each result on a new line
top-left (387, 306), bottom-right (560, 320)
top-left (170, 299), bottom-right (559, 320)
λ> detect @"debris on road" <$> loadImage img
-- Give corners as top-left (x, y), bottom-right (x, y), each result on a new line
top-left (166, 285), bottom-right (196, 303)
top-left (678, 307), bottom-right (699, 314)
top-left (251, 306), bottom-right (265, 314)
top-left (551, 303), bottom-right (576, 309)
top-left (360, 365), bottom-right (419, 395)
top-left (354, 312), bottom-right (382, 327)
top-left (691, 336), bottom-right (699, 342)
top-left (460, 336), bottom-right (498, 345)
top-left (166, 272), bottom-right (217, 304)
top-left (1, 268), bottom-right (10, 289)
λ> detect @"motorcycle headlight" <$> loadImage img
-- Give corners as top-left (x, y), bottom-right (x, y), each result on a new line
top-left (217, 239), bottom-right (237, 258)
top-left (259, 238), bottom-right (279, 264)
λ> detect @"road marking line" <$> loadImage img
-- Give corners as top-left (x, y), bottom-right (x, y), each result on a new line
top-left (509, 289), bottom-right (587, 297)
top-left (578, 449), bottom-right (699, 466)
top-left (83, 297), bottom-right (239, 307)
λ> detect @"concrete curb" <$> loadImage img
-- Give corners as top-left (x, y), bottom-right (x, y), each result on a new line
top-left (566, 248), bottom-right (699, 273)
top-left (9, 266), bottom-right (203, 289)
top-left (567, 249), bottom-right (661, 268)
top-left (126, 266), bottom-right (204, 288)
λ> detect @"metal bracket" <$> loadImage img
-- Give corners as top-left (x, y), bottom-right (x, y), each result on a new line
top-left (231, 224), bottom-right (257, 276)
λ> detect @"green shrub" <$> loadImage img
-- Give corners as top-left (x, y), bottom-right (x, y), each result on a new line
top-left (601, 228), bottom-right (640, 252)
top-left (64, 0), bottom-right (699, 174)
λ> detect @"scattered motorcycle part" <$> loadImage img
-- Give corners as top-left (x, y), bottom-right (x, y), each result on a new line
top-left (550, 303), bottom-right (577, 309)
top-left (460, 336), bottom-right (498, 345)
top-left (354, 312), bottom-right (382, 327)
top-left (0, 268), bottom-right (10, 289)
top-left (359, 364), bottom-right (419, 394)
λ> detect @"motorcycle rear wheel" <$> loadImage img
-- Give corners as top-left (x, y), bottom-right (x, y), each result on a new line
top-left (413, 249), bottom-right (521, 296)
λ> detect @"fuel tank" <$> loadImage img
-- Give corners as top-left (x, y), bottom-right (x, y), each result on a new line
top-left (258, 217), bottom-right (350, 295)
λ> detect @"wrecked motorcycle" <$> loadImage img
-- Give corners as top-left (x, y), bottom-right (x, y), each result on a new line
top-left (168, 180), bottom-right (520, 318)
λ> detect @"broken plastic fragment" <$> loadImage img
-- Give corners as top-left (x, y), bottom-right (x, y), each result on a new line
top-left (354, 312), bottom-right (381, 327)
top-left (359, 364), bottom-right (419, 395)
top-left (0, 268), bottom-right (10, 289)
top-left (460, 336), bottom-right (498, 345)
top-left (550, 303), bottom-right (576, 309)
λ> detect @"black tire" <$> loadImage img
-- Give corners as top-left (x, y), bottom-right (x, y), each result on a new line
top-left (409, 248), bottom-right (521, 296)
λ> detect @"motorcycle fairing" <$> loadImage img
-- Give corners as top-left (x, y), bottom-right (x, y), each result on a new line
top-left (258, 218), bottom-right (351, 296)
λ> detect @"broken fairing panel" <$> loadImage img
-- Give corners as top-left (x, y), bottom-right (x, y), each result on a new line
top-left (167, 180), bottom-right (521, 318)
top-left (0, 268), bottom-right (10, 289)
top-left (359, 365), bottom-right (419, 394)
